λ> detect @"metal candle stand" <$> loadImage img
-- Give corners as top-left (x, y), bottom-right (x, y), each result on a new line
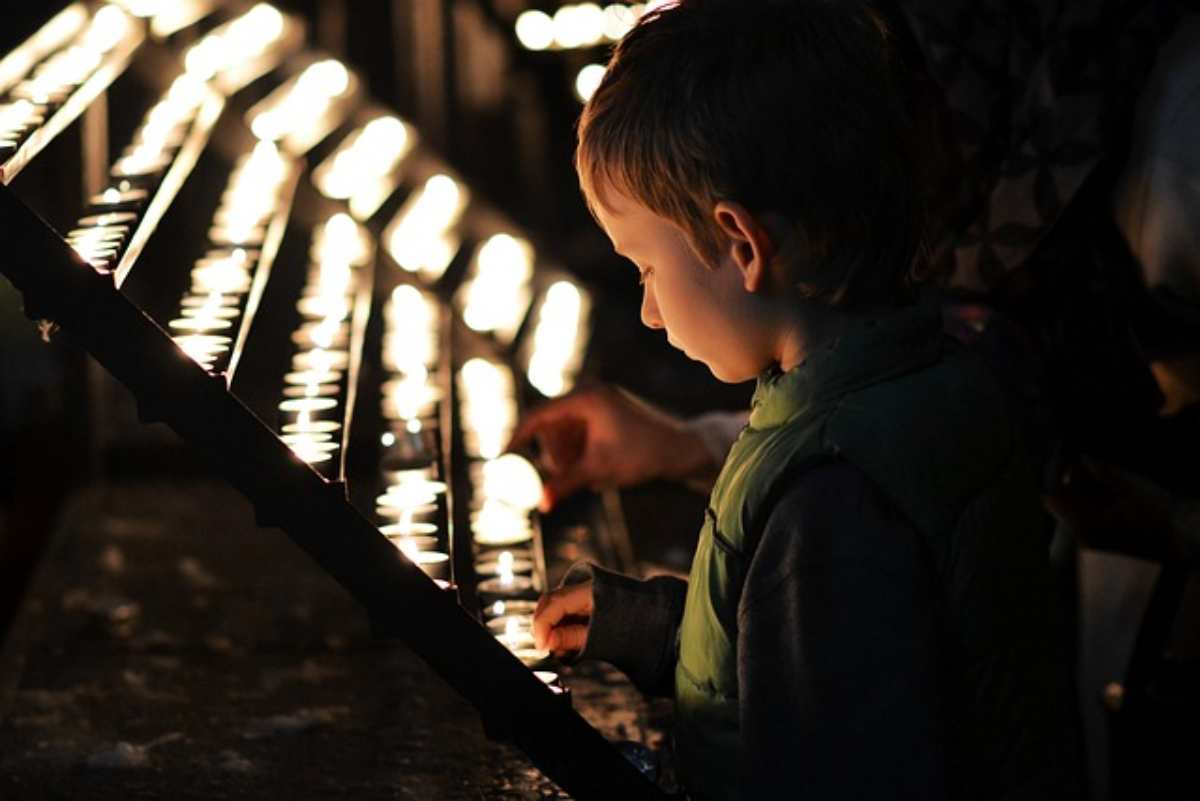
top-left (0, 4), bottom-right (667, 797)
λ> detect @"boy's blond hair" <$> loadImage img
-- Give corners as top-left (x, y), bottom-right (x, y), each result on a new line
top-left (577, 0), bottom-right (929, 307)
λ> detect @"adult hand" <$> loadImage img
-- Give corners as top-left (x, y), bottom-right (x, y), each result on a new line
top-left (508, 385), bottom-right (714, 510)
top-left (533, 581), bottom-right (594, 658)
top-left (1044, 457), bottom-right (1183, 562)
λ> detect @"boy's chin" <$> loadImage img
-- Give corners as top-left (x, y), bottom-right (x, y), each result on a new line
top-left (704, 361), bottom-right (756, 385)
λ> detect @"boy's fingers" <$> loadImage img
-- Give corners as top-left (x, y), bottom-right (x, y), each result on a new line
top-left (532, 583), bottom-right (593, 648)
top-left (548, 624), bottom-right (588, 656)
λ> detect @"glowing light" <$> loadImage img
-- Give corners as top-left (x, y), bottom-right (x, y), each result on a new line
top-left (113, 0), bottom-right (167, 18)
top-left (248, 59), bottom-right (351, 144)
top-left (515, 10), bottom-right (554, 50)
top-left (276, 209), bottom-right (372, 469)
top-left (83, 5), bottom-right (132, 54)
top-left (603, 4), bottom-right (637, 39)
top-left (575, 63), bottom-right (606, 103)
top-left (481, 454), bottom-right (544, 511)
top-left (174, 334), bottom-right (231, 365)
top-left (13, 6), bottom-right (142, 108)
top-left (299, 59), bottom-right (349, 97)
top-left (527, 281), bottom-right (589, 397)
top-left (553, 4), bottom-right (605, 49)
top-left (184, 3), bottom-right (287, 82)
top-left (312, 212), bottom-right (370, 266)
top-left (460, 233), bottom-right (534, 338)
top-left (312, 115), bottom-right (414, 218)
top-left (516, 2), bottom-right (647, 51)
top-left (458, 357), bottom-right (518, 458)
top-left (191, 251), bottom-right (253, 294)
top-left (384, 175), bottom-right (468, 281)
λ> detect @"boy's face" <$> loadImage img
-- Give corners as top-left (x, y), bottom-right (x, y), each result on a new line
top-left (592, 186), bottom-right (779, 383)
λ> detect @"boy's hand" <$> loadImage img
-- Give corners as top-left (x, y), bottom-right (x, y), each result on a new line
top-left (508, 385), bottom-right (712, 510)
top-left (533, 581), bottom-right (594, 658)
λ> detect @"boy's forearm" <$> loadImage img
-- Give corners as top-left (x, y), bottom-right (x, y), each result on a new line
top-left (562, 562), bottom-right (686, 697)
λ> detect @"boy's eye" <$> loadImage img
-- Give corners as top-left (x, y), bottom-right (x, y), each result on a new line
top-left (637, 267), bottom-right (653, 285)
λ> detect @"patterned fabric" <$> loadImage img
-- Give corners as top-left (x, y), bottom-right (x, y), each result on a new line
top-left (899, 0), bottom-right (1188, 291)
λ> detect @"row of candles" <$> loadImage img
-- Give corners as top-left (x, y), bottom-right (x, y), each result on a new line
top-left (311, 114), bottom-right (416, 221)
top-left (170, 140), bottom-right (293, 372)
top-left (527, 281), bottom-right (590, 398)
top-left (515, 3), bottom-right (649, 51)
top-left (111, 0), bottom-right (216, 39)
top-left (457, 233), bottom-right (535, 346)
top-left (458, 357), bottom-right (550, 666)
top-left (277, 213), bottom-right (372, 473)
top-left (66, 71), bottom-right (210, 272)
top-left (182, 3), bottom-right (291, 90)
top-left (247, 58), bottom-right (356, 156)
top-left (375, 284), bottom-right (451, 580)
top-left (370, 281), bottom-right (551, 669)
top-left (384, 173), bottom-right (470, 283)
top-left (370, 289), bottom-right (563, 690)
top-left (0, 5), bottom-right (137, 160)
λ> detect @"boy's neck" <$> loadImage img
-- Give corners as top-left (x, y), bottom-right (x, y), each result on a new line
top-left (774, 303), bottom-right (852, 372)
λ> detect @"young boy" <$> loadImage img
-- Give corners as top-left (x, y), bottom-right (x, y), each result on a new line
top-left (527, 2), bottom-right (1081, 799)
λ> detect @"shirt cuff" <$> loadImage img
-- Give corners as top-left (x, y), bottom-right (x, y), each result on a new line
top-left (562, 562), bottom-right (687, 697)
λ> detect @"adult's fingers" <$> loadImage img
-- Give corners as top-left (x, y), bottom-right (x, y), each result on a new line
top-left (532, 582), bottom-right (593, 649)
top-left (507, 393), bottom-right (592, 452)
top-left (540, 471), bottom-right (592, 512)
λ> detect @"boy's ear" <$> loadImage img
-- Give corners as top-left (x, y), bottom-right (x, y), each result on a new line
top-left (712, 201), bottom-right (776, 293)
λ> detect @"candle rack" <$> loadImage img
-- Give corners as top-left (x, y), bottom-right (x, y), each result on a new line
top-left (0, 5), bottom-right (145, 184)
top-left (58, 70), bottom-right (226, 286)
top-left (0, 183), bottom-right (668, 801)
top-left (155, 141), bottom-right (299, 382)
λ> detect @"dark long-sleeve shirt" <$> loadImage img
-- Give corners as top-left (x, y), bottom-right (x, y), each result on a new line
top-left (573, 460), bottom-right (1080, 800)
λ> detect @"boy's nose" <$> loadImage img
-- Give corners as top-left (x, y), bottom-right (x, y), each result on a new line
top-left (640, 288), bottom-right (664, 330)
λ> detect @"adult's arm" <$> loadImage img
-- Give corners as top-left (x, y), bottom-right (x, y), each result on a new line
top-left (738, 461), bottom-right (948, 799)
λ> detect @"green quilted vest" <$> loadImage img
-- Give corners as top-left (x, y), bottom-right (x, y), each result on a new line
top-left (673, 302), bottom-right (1038, 801)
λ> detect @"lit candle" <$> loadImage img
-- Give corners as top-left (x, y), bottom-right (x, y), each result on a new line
top-left (510, 647), bottom-right (551, 666)
top-left (278, 397), bottom-right (338, 414)
top-left (88, 186), bottom-right (149, 208)
top-left (475, 550), bottom-right (535, 577)
top-left (287, 437), bottom-right (337, 464)
top-left (77, 211), bottom-right (138, 228)
top-left (168, 316), bottom-right (233, 333)
top-left (293, 348), bottom-right (350, 371)
top-left (460, 233), bottom-right (534, 340)
top-left (527, 281), bottom-right (590, 397)
top-left (497, 615), bottom-right (536, 651)
top-left (280, 410), bottom-right (341, 434)
top-left (534, 670), bottom-right (566, 694)
top-left (384, 174), bottom-right (468, 280)
top-left (476, 573), bottom-right (535, 596)
top-left (381, 532), bottom-right (438, 550)
top-left (406, 549), bottom-right (449, 580)
top-left (486, 613), bottom-right (533, 637)
top-left (376, 485), bottom-right (439, 511)
top-left (281, 383), bottom-right (338, 398)
top-left (478, 454), bottom-right (543, 511)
